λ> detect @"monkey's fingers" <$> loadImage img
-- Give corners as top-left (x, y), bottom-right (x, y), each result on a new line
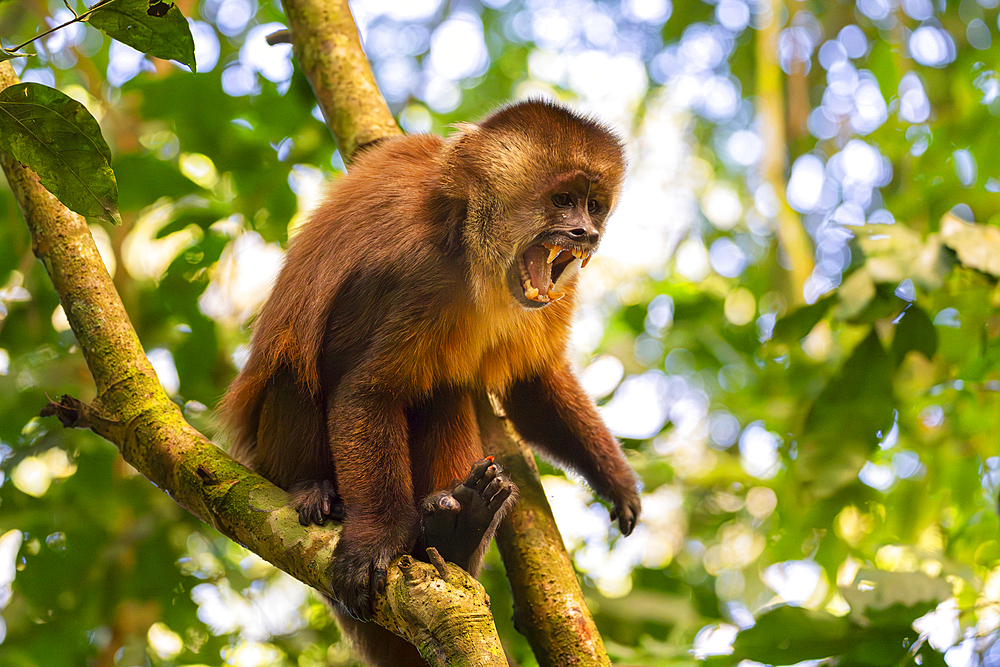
top-left (475, 464), bottom-right (499, 493)
top-left (611, 496), bottom-right (641, 536)
top-left (298, 502), bottom-right (327, 526)
top-left (330, 544), bottom-right (393, 622)
top-left (482, 476), bottom-right (505, 503)
top-left (487, 484), bottom-right (513, 513)
top-left (618, 512), bottom-right (636, 536)
top-left (465, 457), bottom-right (495, 484)
top-left (291, 480), bottom-right (343, 526)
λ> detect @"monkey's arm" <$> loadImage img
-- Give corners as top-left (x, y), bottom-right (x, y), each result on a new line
top-left (326, 374), bottom-right (419, 621)
top-left (502, 364), bottom-right (641, 535)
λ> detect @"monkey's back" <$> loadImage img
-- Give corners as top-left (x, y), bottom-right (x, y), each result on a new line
top-left (218, 134), bottom-right (445, 462)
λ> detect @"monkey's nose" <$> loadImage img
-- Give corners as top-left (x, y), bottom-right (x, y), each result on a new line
top-left (566, 224), bottom-right (600, 245)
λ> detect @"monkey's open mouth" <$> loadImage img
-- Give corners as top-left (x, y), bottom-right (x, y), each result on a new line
top-left (516, 242), bottom-right (593, 305)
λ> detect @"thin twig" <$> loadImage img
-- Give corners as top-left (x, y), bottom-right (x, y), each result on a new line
top-left (8, 0), bottom-right (116, 54)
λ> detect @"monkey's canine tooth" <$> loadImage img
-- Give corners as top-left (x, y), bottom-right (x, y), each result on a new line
top-left (580, 252), bottom-right (593, 268)
top-left (523, 280), bottom-right (540, 301)
top-left (542, 243), bottom-right (563, 264)
top-left (548, 289), bottom-right (565, 301)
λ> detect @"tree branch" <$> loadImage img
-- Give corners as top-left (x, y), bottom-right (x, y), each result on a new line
top-left (755, 0), bottom-right (814, 306)
top-left (278, 0), bottom-right (401, 160)
top-left (6, 0), bottom-right (615, 661)
top-left (479, 399), bottom-right (612, 667)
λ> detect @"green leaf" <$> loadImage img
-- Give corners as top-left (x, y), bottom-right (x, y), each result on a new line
top-left (732, 603), bottom-right (933, 666)
top-left (892, 305), bottom-right (937, 365)
top-left (843, 570), bottom-right (952, 625)
top-left (87, 0), bottom-right (196, 72)
top-left (0, 83), bottom-right (120, 225)
top-left (853, 223), bottom-right (953, 292)
top-left (798, 330), bottom-right (896, 496)
top-left (770, 295), bottom-right (836, 344)
top-left (732, 606), bottom-right (853, 664)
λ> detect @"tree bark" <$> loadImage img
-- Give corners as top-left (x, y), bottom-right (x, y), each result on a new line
top-left (755, 0), bottom-right (814, 305)
top-left (479, 400), bottom-right (612, 667)
top-left (279, 0), bottom-right (401, 159)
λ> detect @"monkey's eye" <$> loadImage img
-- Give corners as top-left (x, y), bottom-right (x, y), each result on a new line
top-left (587, 199), bottom-right (601, 214)
top-left (552, 193), bottom-right (573, 208)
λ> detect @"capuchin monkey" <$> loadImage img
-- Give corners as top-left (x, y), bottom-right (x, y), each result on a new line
top-left (219, 99), bottom-right (641, 667)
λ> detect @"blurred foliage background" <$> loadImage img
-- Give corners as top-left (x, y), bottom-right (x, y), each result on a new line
top-left (2, 0), bottom-right (1000, 665)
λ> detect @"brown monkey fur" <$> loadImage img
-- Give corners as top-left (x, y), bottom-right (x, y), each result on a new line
top-left (219, 100), bottom-right (641, 667)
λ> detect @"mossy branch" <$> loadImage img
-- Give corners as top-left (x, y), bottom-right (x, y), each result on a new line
top-left (755, 0), bottom-right (814, 306)
top-left (278, 0), bottom-right (401, 160)
top-left (4, 0), bottom-right (614, 661)
top-left (479, 400), bottom-right (612, 667)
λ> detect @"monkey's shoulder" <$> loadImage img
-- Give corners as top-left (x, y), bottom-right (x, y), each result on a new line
top-left (292, 135), bottom-right (457, 259)
top-left (335, 134), bottom-right (451, 215)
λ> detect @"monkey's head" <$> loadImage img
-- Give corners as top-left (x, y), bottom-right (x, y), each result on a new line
top-left (443, 100), bottom-right (626, 309)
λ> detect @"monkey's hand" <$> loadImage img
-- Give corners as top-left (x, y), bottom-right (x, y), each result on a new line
top-left (609, 486), bottom-right (642, 537)
top-left (328, 531), bottom-right (406, 622)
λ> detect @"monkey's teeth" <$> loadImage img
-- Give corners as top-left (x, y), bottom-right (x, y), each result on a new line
top-left (542, 243), bottom-right (563, 264)
top-left (571, 248), bottom-right (594, 267)
top-left (523, 280), bottom-right (540, 301)
top-left (548, 289), bottom-right (565, 301)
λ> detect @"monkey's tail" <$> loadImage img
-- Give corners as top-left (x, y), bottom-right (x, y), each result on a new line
top-left (218, 361), bottom-right (334, 492)
top-left (215, 364), bottom-right (268, 465)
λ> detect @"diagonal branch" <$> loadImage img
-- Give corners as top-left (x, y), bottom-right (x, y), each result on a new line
top-left (279, 0), bottom-right (401, 160)
top-left (478, 400), bottom-right (612, 667)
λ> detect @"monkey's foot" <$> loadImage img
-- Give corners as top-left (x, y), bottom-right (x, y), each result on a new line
top-left (417, 457), bottom-right (516, 570)
top-left (290, 480), bottom-right (345, 526)
top-left (329, 538), bottom-right (395, 622)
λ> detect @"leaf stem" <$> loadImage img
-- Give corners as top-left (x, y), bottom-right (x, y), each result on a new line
top-left (8, 0), bottom-right (117, 54)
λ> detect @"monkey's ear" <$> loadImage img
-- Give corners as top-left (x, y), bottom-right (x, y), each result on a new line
top-left (440, 123), bottom-right (483, 199)
top-left (449, 121), bottom-right (479, 136)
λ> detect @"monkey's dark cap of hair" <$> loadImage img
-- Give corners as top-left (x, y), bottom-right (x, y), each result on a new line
top-left (485, 98), bottom-right (618, 133)
top-left (482, 99), bottom-right (624, 153)
top-left (457, 99), bottom-right (626, 204)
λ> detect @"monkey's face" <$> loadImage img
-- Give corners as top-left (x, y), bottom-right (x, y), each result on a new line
top-left (506, 171), bottom-right (612, 309)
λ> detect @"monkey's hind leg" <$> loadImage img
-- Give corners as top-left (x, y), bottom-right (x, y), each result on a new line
top-left (415, 458), bottom-right (517, 573)
top-left (290, 479), bottom-right (345, 526)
